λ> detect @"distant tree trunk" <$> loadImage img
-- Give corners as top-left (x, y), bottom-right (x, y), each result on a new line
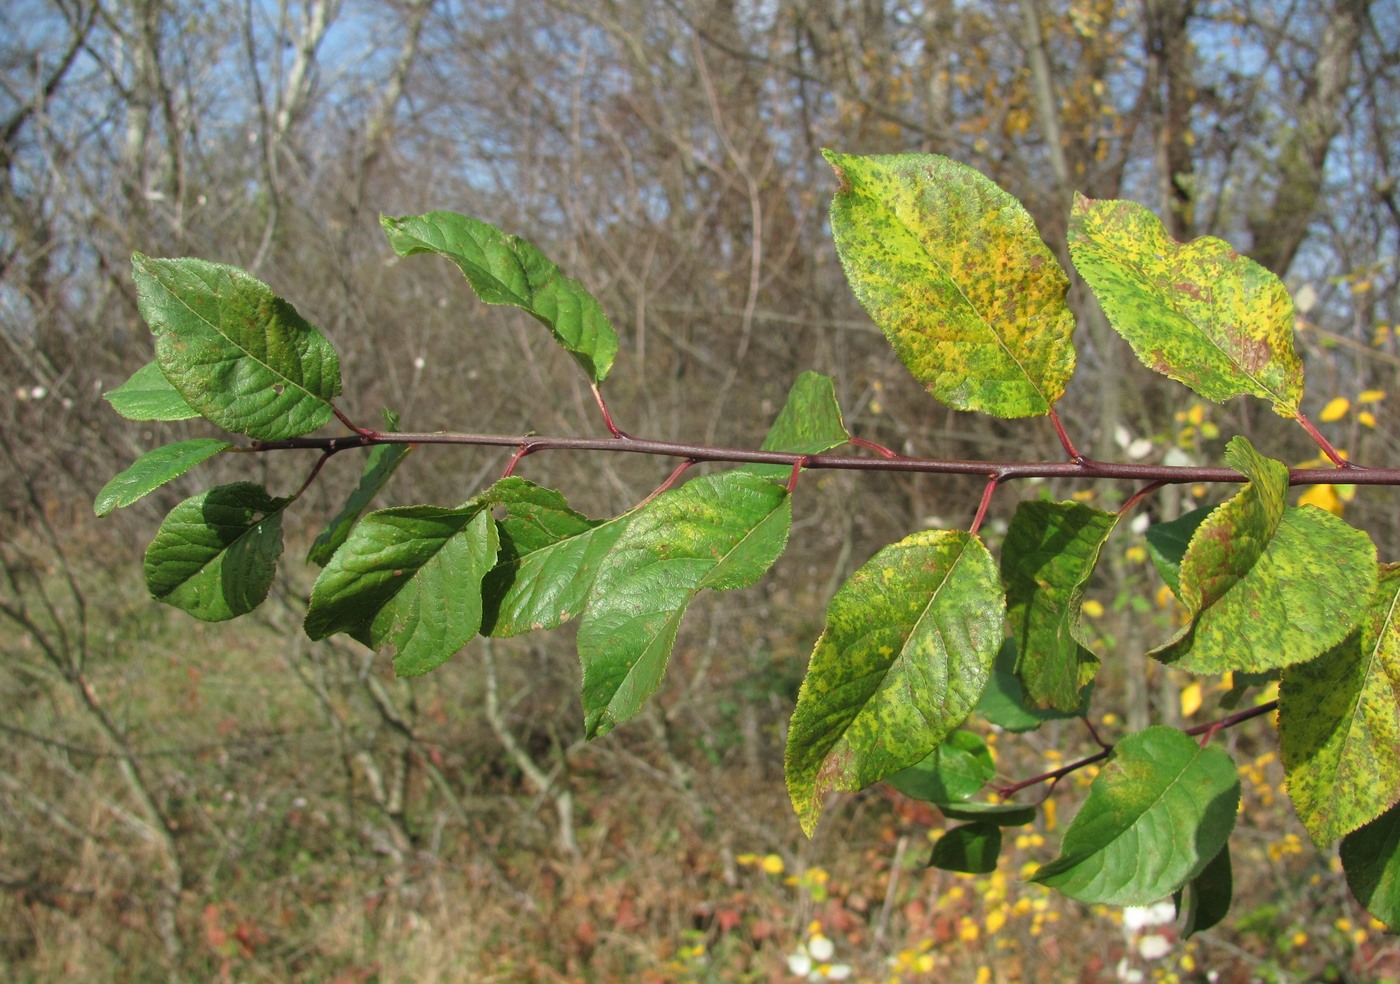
top-left (1248, 0), bottom-right (1370, 275)
top-left (1144, 0), bottom-right (1197, 240)
top-left (1018, 0), bottom-right (1071, 203)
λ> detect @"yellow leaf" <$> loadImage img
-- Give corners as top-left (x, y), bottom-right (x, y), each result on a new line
top-left (1358, 389), bottom-right (1386, 403)
top-left (1004, 108), bottom-right (1032, 137)
top-left (1081, 599), bottom-right (1104, 618)
top-left (825, 152), bottom-right (1076, 418)
top-left (1298, 485), bottom-right (1342, 516)
top-left (1358, 410), bottom-right (1377, 428)
top-left (1319, 397), bottom-right (1350, 422)
top-left (1180, 681), bottom-right (1203, 717)
top-left (760, 853), bottom-right (784, 875)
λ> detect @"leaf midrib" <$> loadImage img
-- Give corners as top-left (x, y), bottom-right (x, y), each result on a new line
top-left (147, 260), bottom-right (328, 410)
top-left (1095, 234), bottom-right (1294, 412)
top-left (883, 190), bottom-right (1050, 410)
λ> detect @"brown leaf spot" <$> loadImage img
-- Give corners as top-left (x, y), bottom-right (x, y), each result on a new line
top-left (830, 163), bottom-right (851, 195)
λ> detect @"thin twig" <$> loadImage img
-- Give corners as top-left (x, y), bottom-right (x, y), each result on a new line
top-left (996, 700), bottom-right (1279, 799)
top-left (969, 476), bottom-right (999, 535)
top-left (591, 382), bottom-right (629, 438)
top-left (1049, 407), bottom-right (1086, 463)
top-left (1295, 411), bottom-right (1355, 468)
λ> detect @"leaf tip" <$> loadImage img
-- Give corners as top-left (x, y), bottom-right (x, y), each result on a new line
top-left (821, 149), bottom-right (851, 194)
top-left (789, 790), bottom-right (821, 838)
top-left (584, 708), bottom-right (614, 742)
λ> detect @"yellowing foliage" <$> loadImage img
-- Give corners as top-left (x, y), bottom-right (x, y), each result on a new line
top-left (1319, 397), bottom-right (1349, 422)
top-left (1299, 485), bottom-right (1343, 515)
top-left (1180, 680), bottom-right (1203, 717)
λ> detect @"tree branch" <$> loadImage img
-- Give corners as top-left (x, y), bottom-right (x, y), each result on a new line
top-left (246, 428), bottom-right (1400, 487)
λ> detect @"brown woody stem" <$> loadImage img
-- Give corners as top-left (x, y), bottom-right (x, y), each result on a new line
top-left (248, 429), bottom-right (1400, 487)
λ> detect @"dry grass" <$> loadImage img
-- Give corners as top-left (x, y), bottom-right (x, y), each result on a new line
top-left (3, 526), bottom-right (1399, 984)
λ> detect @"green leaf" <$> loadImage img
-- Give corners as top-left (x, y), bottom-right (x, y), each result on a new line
top-left (307, 410), bottom-right (413, 566)
top-left (1033, 726), bottom-right (1240, 905)
top-left (1342, 800), bottom-right (1400, 929)
top-left (577, 472), bottom-right (791, 738)
top-left (1145, 504), bottom-right (1217, 598)
top-left (143, 483), bottom-right (287, 621)
top-left (480, 478), bottom-right (629, 637)
top-left (1151, 438), bottom-right (1377, 674)
top-left (104, 360), bottom-right (198, 421)
top-left (1179, 438), bottom-right (1287, 612)
top-left (1002, 500), bottom-right (1118, 711)
top-left (501, 374), bottom-right (835, 645)
top-left (887, 730), bottom-right (995, 804)
top-left (1280, 564), bottom-right (1400, 846)
top-left (1158, 506), bottom-right (1377, 673)
top-left (95, 438), bottom-right (232, 517)
top-left (785, 530), bottom-right (1004, 836)
top-left (1176, 843), bottom-right (1233, 938)
top-left (304, 504), bottom-right (499, 677)
top-left (824, 151), bottom-right (1075, 418)
top-left (975, 638), bottom-right (1090, 732)
top-left (1068, 196), bottom-right (1303, 417)
top-left (132, 255), bottom-right (342, 440)
top-left (380, 212), bottom-right (618, 384)
top-left (937, 801), bottom-right (1038, 827)
top-left (928, 823), bottom-right (1001, 874)
top-left (742, 370), bottom-right (850, 480)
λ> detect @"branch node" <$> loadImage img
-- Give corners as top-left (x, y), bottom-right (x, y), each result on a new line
top-left (1081, 714), bottom-right (1112, 751)
top-left (1295, 411), bottom-right (1355, 468)
top-left (787, 456), bottom-right (811, 494)
top-left (501, 444), bottom-right (531, 479)
top-left (1048, 407), bottom-right (1086, 463)
top-left (333, 403), bottom-right (376, 438)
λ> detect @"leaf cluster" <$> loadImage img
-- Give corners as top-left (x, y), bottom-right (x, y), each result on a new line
top-left (97, 154), bottom-right (1400, 932)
